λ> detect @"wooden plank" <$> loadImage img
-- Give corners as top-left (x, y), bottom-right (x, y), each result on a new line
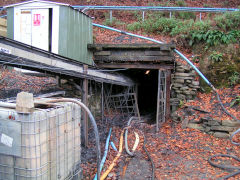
top-left (94, 51), bottom-right (111, 56)
top-left (0, 29), bottom-right (7, 37)
top-left (88, 43), bottom-right (176, 50)
top-left (0, 18), bottom-right (7, 37)
top-left (0, 18), bottom-right (7, 26)
top-left (96, 63), bottom-right (174, 70)
top-left (94, 55), bottom-right (174, 62)
top-left (144, 50), bottom-right (171, 56)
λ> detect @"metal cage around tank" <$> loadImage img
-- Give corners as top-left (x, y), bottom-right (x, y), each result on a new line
top-left (0, 101), bottom-right (81, 180)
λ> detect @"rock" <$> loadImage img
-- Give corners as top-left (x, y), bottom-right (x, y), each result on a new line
top-left (180, 87), bottom-right (189, 91)
top-left (186, 80), bottom-right (192, 83)
top-left (174, 76), bottom-right (194, 80)
top-left (174, 79), bottom-right (185, 84)
top-left (213, 132), bottom-right (230, 139)
top-left (207, 119), bottom-right (221, 126)
top-left (177, 94), bottom-right (185, 100)
top-left (210, 126), bottom-right (234, 132)
top-left (183, 90), bottom-right (191, 95)
top-left (176, 68), bottom-right (185, 72)
top-left (175, 73), bottom-right (191, 77)
top-left (172, 83), bottom-right (184, 88)
top-left (222, 120), bottom-right (240, 127)
top-left (192, 81), bottom-right (200, 86)
top-left (187, 123), bottom-right (205, 131)
top-left (205, 126), bottom-right (211, 132)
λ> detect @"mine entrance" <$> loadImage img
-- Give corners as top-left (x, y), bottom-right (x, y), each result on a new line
top-left (89, 43), bottom-right (175, 130)
top-left (125, 69), bottom-right (158, 122)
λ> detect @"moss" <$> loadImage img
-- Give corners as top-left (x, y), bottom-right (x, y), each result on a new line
top-left (194, 43), bottom-right (240, 89)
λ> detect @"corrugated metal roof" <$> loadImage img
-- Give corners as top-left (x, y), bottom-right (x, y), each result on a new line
top-left (4, 0), bottom-right (93, 18)
top-left (4, 0), bottom-right (70, 8)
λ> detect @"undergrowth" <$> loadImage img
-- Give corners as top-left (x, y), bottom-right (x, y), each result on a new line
top-left (126, 11), bottom-right (240, 48)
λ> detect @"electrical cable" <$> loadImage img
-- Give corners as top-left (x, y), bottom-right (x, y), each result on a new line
top-left (143, 132), bottom-right (155, 180)
top-left (208, 154), bottom-right (240, 179)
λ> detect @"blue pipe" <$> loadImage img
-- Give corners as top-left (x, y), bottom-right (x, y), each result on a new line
top-left (93, 128), bottom-right (112, 180)
top-left (73, 6), bottom-right (239, 12)
top-left (93, 23), bottom-right (214, 88)
top-left (110, 141), bottom-right (118, 151)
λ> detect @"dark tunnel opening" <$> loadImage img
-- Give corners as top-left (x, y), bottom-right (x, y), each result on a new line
top-left (124, 69), bottom-right (159, 122)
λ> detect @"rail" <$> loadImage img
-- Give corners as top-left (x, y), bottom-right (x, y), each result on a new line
top-left (74, 6), bottom-right (240, 21)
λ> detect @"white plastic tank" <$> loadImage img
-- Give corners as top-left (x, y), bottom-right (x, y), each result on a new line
top-left (0, 100), bottom-right (81, 180)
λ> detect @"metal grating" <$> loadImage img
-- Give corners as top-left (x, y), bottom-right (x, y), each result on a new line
top-left (104, 86), bottom-right (140, 120)
top-left (156, 70), bottom-right (167, 131)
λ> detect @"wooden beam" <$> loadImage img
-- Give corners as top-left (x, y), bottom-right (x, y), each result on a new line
top-left (82, 65), bottom-right (89, 147)
top-left (96, 63), bottom-right (174, 70)
top-left (94, 55), bottom-right (173, 62)
top-left (88, 43), bottom-right (176, 50)
top-left (156, 70), bottom-right (161, 132)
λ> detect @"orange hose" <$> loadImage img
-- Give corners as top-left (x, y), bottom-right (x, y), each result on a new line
top-left (100, 129), bottom-right (124, 180)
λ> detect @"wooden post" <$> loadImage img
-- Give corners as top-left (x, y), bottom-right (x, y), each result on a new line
top-left (156, 70), bottom-right (161, 132)
top-left (82, 65), bottom-right (89, 147)
top-left (16, 92), bottom-right (34, 113)
top-left (165, 70), bottom-right (171, 120)
top-left (101, 82), bottom-right (104, 122)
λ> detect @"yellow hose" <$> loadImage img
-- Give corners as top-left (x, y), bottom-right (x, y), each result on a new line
top-left (100, 129), bottom-right (124, 180)
top-left (132, 132), bottom-right (139, 152)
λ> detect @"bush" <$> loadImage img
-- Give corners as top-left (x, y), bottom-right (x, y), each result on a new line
top-left (189, 30), bottom-right (240, 47)
top-left (176, 0), bottom-right (186, 7)
top-left (176, 12), bottom-right (196, 20)
top-left (127, 22), bottom-right (142, 31)
top-left (215, 11), bottom-right (240, 31)
top-left (229, 72), bottom-right (240, 86)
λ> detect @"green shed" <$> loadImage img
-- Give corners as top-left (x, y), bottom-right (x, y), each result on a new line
top-left (5, 0), bottom-right (93, 65)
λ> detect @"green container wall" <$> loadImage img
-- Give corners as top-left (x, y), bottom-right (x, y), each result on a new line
top-left (59, 6), bottom-right (93, 65)
top-left (7, 7), bottom-right (14, 39)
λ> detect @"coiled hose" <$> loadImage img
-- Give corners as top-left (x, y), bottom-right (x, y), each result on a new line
top-left (125, 116), bottom-right (140, 156)
top-left (208, 128), bottom-right (240, 179)
top-left (124, 116), bottom-right (155, 180)
top-left (46, 99), bottom-right (101, 180)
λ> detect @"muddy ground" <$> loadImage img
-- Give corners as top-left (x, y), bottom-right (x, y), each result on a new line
top-left (81, 114), bottom-right (240, 180)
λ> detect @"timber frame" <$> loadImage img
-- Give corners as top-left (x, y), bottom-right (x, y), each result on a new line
top-left (89, 43), bottom-right (175, 130)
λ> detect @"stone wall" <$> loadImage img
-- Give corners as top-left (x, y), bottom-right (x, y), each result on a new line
top-left (188, 117), bottom-right (240, 139)
top-left (171, 61), bottom-right (200, 111)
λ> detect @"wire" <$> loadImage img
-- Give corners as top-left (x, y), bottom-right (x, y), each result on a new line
top-left (143, 132), bottom-right (155, 180)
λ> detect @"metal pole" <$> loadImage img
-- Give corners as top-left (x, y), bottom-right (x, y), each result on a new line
top-left (142, 11), bottom-right (145, 21)
top-left (110, 10), bottom-right (113, 23)
top-left (200, 12), bottom-right (202, 21)
top-left (170, 11), bottom-right (172, 18)
top-left (101, 82), bottom-right (104, 122)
